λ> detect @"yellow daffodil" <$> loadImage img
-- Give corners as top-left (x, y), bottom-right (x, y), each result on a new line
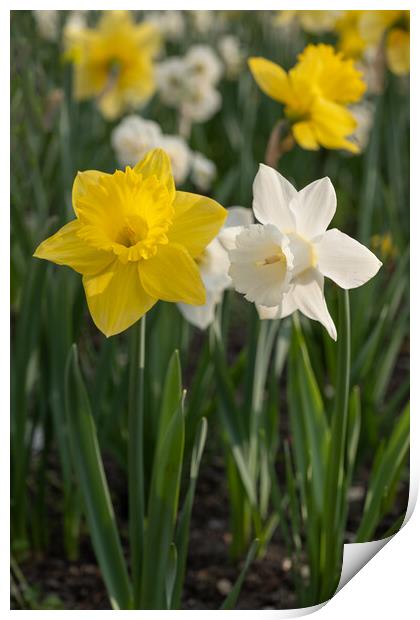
top-left (249, 44), bottom-right (366, 153)
top-left (67, 11), bottom-right (161, 119)
top-left (335, 10), bottom-right (410, 76)
top-left (34, 149), bottom-right (227, 337)
top-left (386, 28), bottom-right (410, 76)
top-left (371, 233), bottom-right (398, 261)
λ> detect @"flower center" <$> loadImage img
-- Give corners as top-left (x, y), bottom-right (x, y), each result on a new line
top-left (258, 251), bottom-right (287, 267)
top-left (117, 215), bottom-right (148, 248)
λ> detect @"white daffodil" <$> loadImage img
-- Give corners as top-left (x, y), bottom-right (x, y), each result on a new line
top-left (111, 115), bottom-right (162, 167)
top-left (33, 10), bottom-right (59, 42)
top-left (184, 45), bottom-right (224, 87)
top-left (157, 135), bottom-right (191, 185)
top-left (218, 35), bottom-right (244, 79)
top-left (156, 57), bottom-right (187, 107)
top-left (348, 102), bottom-right (375, 152)
top-left (145, 10), bottom-right (185, 42)
top-left (222, 165), bottom-right (382, 340)
top-left (191, 152), bottom-right (217, 191)
top-left (178, 207), bottom-right (253, 329)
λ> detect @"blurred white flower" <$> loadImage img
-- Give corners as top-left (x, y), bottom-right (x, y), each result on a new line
top-left (185, 45), bottom-right (223, 86)
top-left (348, 102), bottom-right (375, 151)
top-left (222, 165), bottom-right (382, 339)
top-left (111, 115), bottom-right (162, 167)
top-left (180, 84), bottom-right (222, 123)
top-left (178, 207), bottom-right (253, 329)
top-left (218, 35), bottom-right (244, 79)
top-left (156, 57), bottom-right (187, 107)
top-left (111, 115), bottom-right (192, 185)
top-left (191, 152), bottom-right (217, 191)
top-left (63, 10), bottom-right (87, 53)
top-left (190, 11), bottom-right (215, 35)
top-left (156, 46), bottom-right (223, 129)
top-left (158, 135), bottom-right (191, 184)
top-left (33, 10), bottom-right (59, 41)
top-left (146, 10), bottom-right (185, 42)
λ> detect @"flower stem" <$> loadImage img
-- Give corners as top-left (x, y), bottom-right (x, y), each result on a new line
top-left (320, 289), bottom-right (351, 601)
top-left (128, 315), bottom-right (146, 607)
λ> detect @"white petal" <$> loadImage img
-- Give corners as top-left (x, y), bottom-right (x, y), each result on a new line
top-left (315, 228), bottom-right (382, 289)
top-left (290, 177), bottom-right (336, 240)
top-left (229, 224), bottom-right (293, 307)
top-left (280, 288), bottom-right (298, 318)
top-left (256, 304), bottom-right (282, 320)
top-left (218, 225), bottom-right (246, 251)
top-left (225, 206), bottom-right (254, 228)
top-left (252, 164), bottom-right (296, 231)
top-left (200, 238), bottom-right (231, 293)
top-left (292, 269), bottom-right (337, 340)
top-left (177, 289), bottom-right (221, 330)
top-left (256, 287), bottom-right (298, 320)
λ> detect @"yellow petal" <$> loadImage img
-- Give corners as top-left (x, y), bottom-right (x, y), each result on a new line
top-left (139, 243), bottom-right (206, 305)
top-left (386, 29), bottom-right (410, 76)
top-left (168, 191), bottom-right (227, 258)
top-left (33, 220), bottom-right (113, 275)
top-left (248, 57), bottom-right (290, 104)
top-left (311, 98), bottom-right (359, 153)
top-left (134, 148), bottom-right (175, 202)
top-left (72, 170), bottom-right (111, 217)
top-left (292, 121), bottom-right (320, 151)
top-left (83, 260), bottom-right (156, 337)
top-left (295, 44), bottom-right (366, 104)
top-left (97, 89), bottom-right (125, 121)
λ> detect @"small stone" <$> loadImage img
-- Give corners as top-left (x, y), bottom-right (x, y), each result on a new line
top-left (300, 565), bottom-right (310, 579)
top-left (217, 578), bottom-right (232, 596)
top-left (348, 485), bottom-right (364, 502)
top-left (282, 557), bottom-right (292, 572)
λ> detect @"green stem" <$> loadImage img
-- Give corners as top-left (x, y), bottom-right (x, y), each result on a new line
top-left (128, 316), bottom-right (146, 607)
top-left (320, 289), bottom-right (351, 601)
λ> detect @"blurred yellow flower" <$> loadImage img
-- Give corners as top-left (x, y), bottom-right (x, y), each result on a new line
top-left (335, 10), bottom-right (410, 76)
top-left (249, 44), bottom-right (366, 153)
top-left (276, 10), bottom-right (342, 35)
top-left (67, 11), bottom-right (161, 119)
top-left (34, 149), bottom-right (227, 337)
top-left (386, 29), bottom-right (410, 76)
top-left (371, 233), bottom-right (398, 261)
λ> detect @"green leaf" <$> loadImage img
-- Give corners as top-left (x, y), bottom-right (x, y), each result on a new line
top-left (356, 404), bottom-right (409, 542)
top-left (165, 543), bottom-right (178, 610)
top-left (140, 375), bottom-right (185, 609)
top-left (156, 350), bottom-right (182, 456)
top-left (171, 418), bottom-right (208, 609)
top-left (220, 539), bottom-right (259, 609)
top-left (65, 345), bottom-right (132, 610)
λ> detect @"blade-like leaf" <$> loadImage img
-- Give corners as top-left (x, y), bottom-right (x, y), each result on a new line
top-left (65, 345), bottom-right (132, 610)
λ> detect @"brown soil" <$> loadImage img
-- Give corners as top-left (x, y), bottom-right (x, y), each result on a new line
top-left (13, 442), bottom-right (408, 610)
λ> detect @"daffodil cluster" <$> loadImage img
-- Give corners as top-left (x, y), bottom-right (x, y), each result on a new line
top-left (249, 44), bottom-right (366, 153)
top-left (65, 11), bottom-right (161, 119)
top-left (34, 149), bottom-right (226, 337)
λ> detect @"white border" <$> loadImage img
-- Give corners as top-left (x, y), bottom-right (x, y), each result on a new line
top-left (4, 1), bottom-right (417, 617)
